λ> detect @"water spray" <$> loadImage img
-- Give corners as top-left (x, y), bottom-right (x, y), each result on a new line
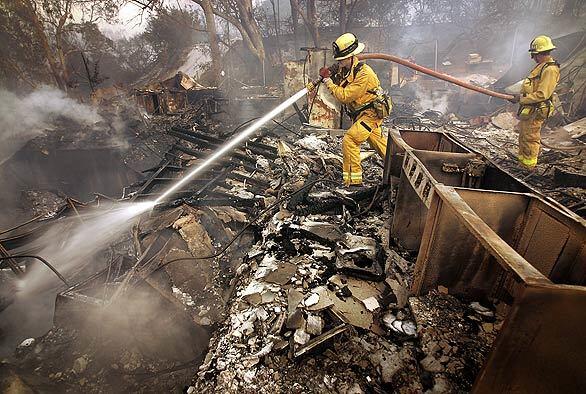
top-left (154, 88), bottom-right (308, 204)
top-left (4, 89), bottom-right (309, 293)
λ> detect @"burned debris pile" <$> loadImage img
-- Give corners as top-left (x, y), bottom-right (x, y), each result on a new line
top-left (0, 89), bottom-right (513, 393)
top-left (190, 193), bottom-right (506, 393)
top-left (2, 37), bottom-right (585, 392)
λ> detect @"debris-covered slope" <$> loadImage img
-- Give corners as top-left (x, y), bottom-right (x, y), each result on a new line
top-left (184, 125), bottom-right (506, 393)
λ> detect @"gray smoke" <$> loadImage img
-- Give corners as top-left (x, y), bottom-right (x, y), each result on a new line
top-left (415, 84), bottom-right (451, 114)
top-left (0, 86), bottom-right (103, 164)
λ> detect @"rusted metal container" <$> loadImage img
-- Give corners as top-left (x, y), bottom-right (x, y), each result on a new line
top-left (413, 185), bottom-right (586, 296)
top-left (391, 146), bottom-right (530, 250)
top-left (411, 184), bottom-right (586, 392)
top-left (384, 127), bottom-right (586, 391)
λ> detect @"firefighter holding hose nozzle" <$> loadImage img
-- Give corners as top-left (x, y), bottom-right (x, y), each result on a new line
top-left (307, 33), bottom-right (392, 187)
top-left (508, 35), bottom-right (560, 170)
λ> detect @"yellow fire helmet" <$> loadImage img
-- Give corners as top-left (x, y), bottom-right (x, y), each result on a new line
top-left (529, 35), bottom-right (556, 54)
top-left (332, 33), bottom-right (365, 60)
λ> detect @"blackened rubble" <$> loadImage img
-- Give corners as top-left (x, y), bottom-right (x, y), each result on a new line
top-left (3, 94), bottom-right (508, 393)
top-left (0, 93), bottom-right (256, 392)
top-left (178, 112), bottom-right (506, 393)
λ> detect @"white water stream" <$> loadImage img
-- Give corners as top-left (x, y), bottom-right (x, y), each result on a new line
top-left (18, 88), bottom-right (309, 292)
top-left (154, 87), bottom-right (308, 203)
top-left (2, 87), bottom-right (309, 357)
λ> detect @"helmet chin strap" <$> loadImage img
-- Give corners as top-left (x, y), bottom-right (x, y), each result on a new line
top-left (339, 57), bottom-right (354, 76)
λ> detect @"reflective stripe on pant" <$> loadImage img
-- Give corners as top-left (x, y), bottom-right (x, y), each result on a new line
top-left (517, 117), bottom-right (543, 168)
top-left (342, 113), bottom-right (387, 185)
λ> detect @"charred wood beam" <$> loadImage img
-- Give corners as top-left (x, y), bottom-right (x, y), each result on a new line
top-left (142, 165), bottom-right (184, 173)
top-left (174, 145), bottom-right (259, 172)
top-left (158, 195), bottom-right (257, 209)
top-left (184, 198), bottom-right (257, 208)
top-left (227, 171), bottom-right (270, 188)
top-left (164, 189), bottom-right (261, 209)
top-left (142, 167), bottom-right (234, 203)
top-left (169, 131), bottom-right (259, 165)
top-left (170, 127), bottom-right (278, 159)
top-left (554, 168), bottom-right (586, 188)
top-left (193, 128), bottom-right (281, 156)
top-left (152, 177), bottom-right (210, 182)
top-left (193, 165), bottom-right (235, 198)
top-left (131, 158), bottom-right (172, 200)
top-left (169, 129), bottom-right (218, 150)
top-left (133, 177), bottom-right (229, 186)
top-left (137, 190), bottom-right (196, 199)
top-left (172, 126), bottom-right (224, 144)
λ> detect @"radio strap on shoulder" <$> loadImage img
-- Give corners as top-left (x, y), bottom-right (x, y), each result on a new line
top-left (353, 62), bottom-right (364, 79)
top-left (537, 61), bottom-right (560, 80)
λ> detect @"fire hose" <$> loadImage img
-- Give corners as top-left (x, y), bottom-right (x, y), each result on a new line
top-left (357, 53), bottom-right (514, 101)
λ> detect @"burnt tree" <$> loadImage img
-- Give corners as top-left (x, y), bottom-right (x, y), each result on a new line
top-left (289, 0), bottom-right (319, 47)
top-left (191, 0), bottom-right (265, 63)
top-left (0, 0), bottom-right (118, 90)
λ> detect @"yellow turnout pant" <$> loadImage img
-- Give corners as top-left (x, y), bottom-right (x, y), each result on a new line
top-left (342, 112), bottom-right (387, 185)
top-left (517, 117), bottom-right (544, 168)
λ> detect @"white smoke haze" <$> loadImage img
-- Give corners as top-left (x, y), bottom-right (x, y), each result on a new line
top-left (104, 98), bottom-right (142, 150)
top-left (414, 85), bottom-right (451, 114)
top-left (0, 86), bottom-right (103, 164)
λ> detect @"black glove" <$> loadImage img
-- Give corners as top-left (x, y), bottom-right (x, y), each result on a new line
top-left (328, 63), bottom-right (340, 76)
top-left (508, 94), bottom-right (520, 103)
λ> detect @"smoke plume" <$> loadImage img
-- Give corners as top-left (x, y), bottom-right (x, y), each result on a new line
top-left (0, 86), bottom-right (103, 164)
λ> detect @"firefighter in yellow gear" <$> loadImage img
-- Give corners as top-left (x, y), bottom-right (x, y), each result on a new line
top-left (509, 35), bottom-right (560, 169)
top-left (310, 33), bottom-right (388, 186)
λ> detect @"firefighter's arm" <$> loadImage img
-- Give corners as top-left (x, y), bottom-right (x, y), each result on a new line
top-left (325, 70), bottom-right (369, 104)
top-left (519, 67), bottom-right (559, 105)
